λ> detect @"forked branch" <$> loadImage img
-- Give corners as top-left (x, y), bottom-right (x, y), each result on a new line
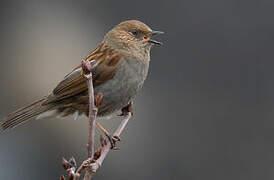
top-left (60, 60), bottom-right (132, 180)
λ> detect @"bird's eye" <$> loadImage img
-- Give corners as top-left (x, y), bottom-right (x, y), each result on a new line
top-left (130, 29), bottom-right (138, 36)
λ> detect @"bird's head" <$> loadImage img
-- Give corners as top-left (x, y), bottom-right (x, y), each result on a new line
top-left (103, 20), bottom-right (163, 58)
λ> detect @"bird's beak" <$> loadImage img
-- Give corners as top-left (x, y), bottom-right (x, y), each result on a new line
top-left (148, 30), bottom-right (164, 46)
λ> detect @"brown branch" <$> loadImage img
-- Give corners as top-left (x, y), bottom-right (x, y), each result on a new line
top-left (60, 113), bottom-right (132, 180)
top-left (59, 60), bottom-right (133, 180)
top-left (61, 157), bottom-right (80, 180)
top-left (82, 60), bottom-right (97, 180)
top-left (82, 60), bottom-right (97, 160)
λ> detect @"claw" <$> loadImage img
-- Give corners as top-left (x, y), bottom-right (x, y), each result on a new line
top-left (105, 135), bottom-right (121, 150)
top-left (119, 101), bottom-right (133, 116)
top-left (113, 135), bottom-right (121, 142)
top-left (96, 122), bottom-right (121, 149)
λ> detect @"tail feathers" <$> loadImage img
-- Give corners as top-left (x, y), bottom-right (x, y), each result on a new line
top-left (1, 98), bottom-right (53, 131)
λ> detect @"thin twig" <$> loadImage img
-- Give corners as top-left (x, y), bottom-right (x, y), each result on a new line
top-left (82, 60), bottom-right (97, 160)
top-left (60, 112), bottom-right (132, 180)
top-left (61, 157), bottom-right (80, 180)
top-left (82, 60), bottom-right (97, 180)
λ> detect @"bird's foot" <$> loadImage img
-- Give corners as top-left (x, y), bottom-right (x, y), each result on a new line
top-left (106, 135), bottom-right (121, 150)
top-left (119, 101), bottom-right (133, 116)
top-left (96, 121), bottom-right (121, 150)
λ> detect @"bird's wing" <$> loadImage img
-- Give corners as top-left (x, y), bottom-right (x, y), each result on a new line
top-left (43, 44), bottom-right (122, 104)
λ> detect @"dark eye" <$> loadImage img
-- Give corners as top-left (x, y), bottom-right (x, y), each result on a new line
top-left (130, 29), bottom-right (138, 36)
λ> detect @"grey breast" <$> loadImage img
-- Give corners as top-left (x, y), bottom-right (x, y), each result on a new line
top-left (95, 56), bottom-right (149, 116)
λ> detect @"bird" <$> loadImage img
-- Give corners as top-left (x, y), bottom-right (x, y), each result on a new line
top-left (1, 20), bottom-right (163, 131)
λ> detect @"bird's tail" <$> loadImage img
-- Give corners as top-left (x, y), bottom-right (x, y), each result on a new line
top-left (1, 97), bottom-right (54, 131)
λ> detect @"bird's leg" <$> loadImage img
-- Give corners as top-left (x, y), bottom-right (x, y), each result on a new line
top-left (93, 92), bottom-right (120, 149)
top-left (99, 101), bottom-right (133, 148)
top-left (105, 101), bottom-right (133, 145)
top-left (95, 122), bottom-right (121, 150)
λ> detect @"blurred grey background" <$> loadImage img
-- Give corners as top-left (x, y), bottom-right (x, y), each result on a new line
top-left (0, 0), bottom-right (274, 179)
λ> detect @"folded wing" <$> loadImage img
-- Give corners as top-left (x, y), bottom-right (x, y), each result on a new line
top-left (43, 44), bottom-right (122, 105)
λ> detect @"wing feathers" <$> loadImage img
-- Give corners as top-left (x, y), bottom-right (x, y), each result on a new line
top-left (44, 44), bottom-right (122, 104)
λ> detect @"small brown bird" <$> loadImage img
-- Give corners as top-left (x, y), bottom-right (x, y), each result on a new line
top-left (1, 20), bottom-right (163, 131)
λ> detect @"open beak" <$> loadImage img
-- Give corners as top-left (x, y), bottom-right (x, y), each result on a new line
top-left (148, 30), bottom-right (164, 46)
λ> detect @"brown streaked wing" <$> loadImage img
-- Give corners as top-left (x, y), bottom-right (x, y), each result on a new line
top-left (43, 44), bottom-right (122, 104)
